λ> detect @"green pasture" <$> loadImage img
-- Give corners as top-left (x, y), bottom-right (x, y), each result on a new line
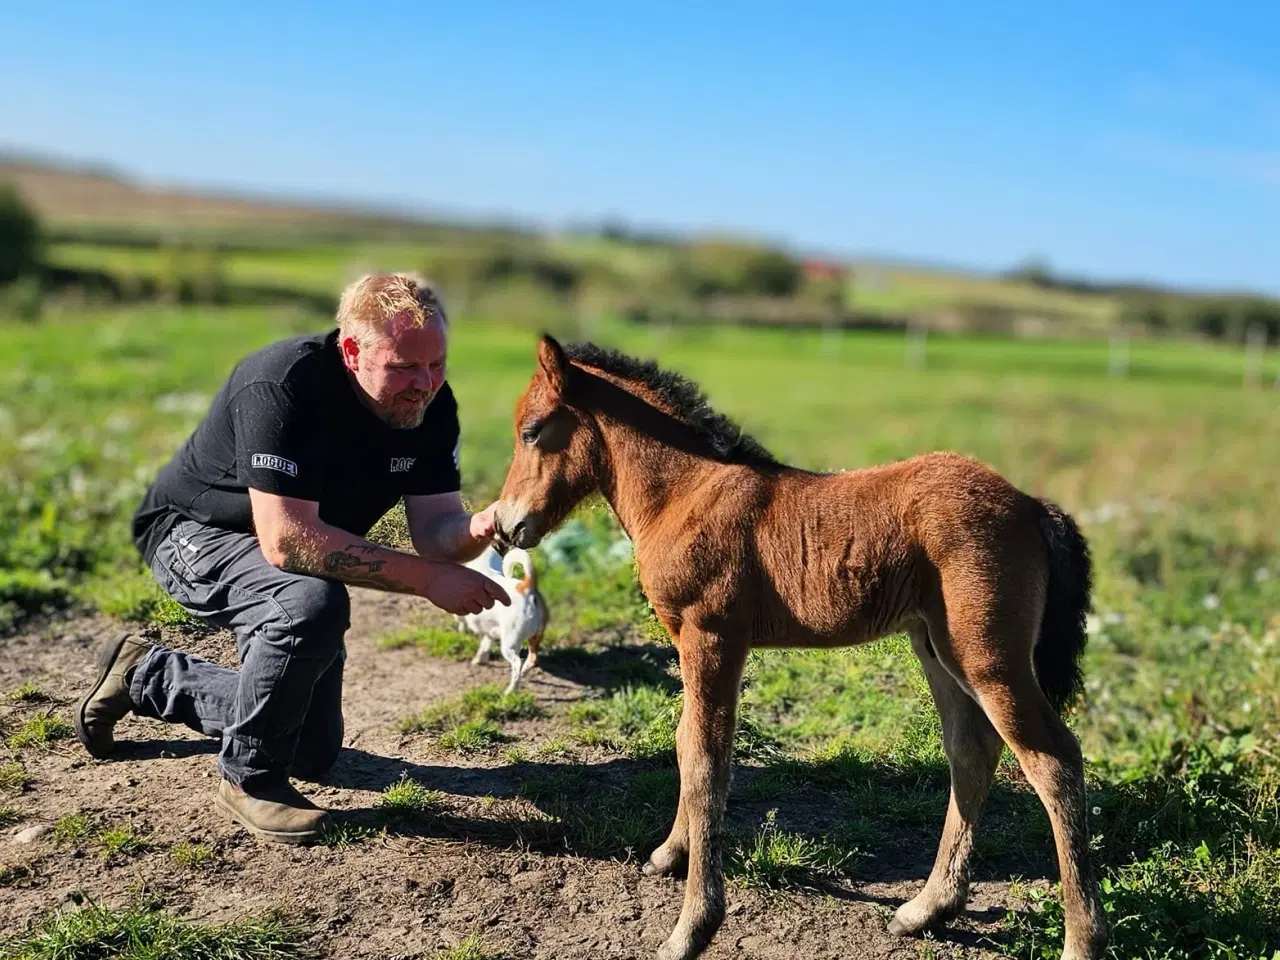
top-left (2, 303), bottom-right (1279, 958)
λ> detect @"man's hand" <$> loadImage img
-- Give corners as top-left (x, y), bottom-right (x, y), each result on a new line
top-left (468, 501), bottom-right (499, 542)
top-left (423, 561), bottom-right (510, 616)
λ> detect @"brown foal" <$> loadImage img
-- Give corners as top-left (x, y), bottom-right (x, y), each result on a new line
top-left (493, 336), bottom-right (1108, 960)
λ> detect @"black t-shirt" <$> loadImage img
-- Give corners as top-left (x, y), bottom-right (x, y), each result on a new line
top-left (132, 328), bottom-right (462, 563)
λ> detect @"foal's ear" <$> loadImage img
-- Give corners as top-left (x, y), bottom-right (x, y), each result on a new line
top-left (537, 334), bottom-right (569, 397)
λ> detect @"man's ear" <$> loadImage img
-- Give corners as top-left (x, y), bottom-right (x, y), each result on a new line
top-left (339, 334), bottom-right (361, 372)
top-left (537, 334), bottom-right (569, 396)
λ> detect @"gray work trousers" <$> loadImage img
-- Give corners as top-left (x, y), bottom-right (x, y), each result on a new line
top-left (130, 516), bottom-right (349, 788)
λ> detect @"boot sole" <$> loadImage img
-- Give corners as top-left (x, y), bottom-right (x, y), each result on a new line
top-left (74, 631), bottom-right (133, 760)
top-left (215, 791), bottom-right (327, 845)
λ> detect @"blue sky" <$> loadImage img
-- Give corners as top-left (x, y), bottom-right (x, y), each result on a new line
top-left (2, 1), bottom-right (1277, 293)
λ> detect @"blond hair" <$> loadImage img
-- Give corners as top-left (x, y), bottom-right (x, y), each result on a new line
top-left (335, 272), bottom-right (446, 345)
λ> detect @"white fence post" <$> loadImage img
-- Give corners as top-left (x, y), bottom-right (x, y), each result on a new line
top-left (906, 319), bottom-right (927, 370)
top-left (1244, 323), bottom-right (1266, 388)
top-left (1108, 329), bottom-right (1130, 378)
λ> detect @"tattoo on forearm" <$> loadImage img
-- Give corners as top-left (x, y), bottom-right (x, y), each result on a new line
top-left (323, 544), bottom-right (386, 574)
top-left (319, 543), bottom-right (413, 593)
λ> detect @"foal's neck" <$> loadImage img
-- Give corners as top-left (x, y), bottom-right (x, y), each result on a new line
top-left (592, 411), bottom-right (725, 548)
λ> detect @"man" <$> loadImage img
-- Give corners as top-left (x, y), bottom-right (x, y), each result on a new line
top-left (74, 273), bottom-right (509, 845)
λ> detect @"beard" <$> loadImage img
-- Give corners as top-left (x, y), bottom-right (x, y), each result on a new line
top-left (380, 388), bottom-right (434, 429)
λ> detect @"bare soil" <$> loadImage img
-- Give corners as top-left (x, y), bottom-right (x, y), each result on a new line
top-left (0, 590), bottom-right (1020, 958)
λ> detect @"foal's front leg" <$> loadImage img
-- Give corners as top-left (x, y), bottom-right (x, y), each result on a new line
top-left (656, 628), bottom-right (747, 960)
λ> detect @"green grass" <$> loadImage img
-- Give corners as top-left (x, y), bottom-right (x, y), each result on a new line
top-left (0, 901), bottom-right (318, 960)
top-left (432, 934), bottom-right (498, 960)
top-left (170, 842), bottom-right (215, 869)
top-left (378, 625), bottom-right (475, 658)
top-left (4, 302), bottom-right (1280, 957)
top-left (398, 684), bottom-right (544, 735)
top-left (6, 682), bottom-right (49, 703)
top-left (727, 809), bottom-right (858, 892)
top-left (0, 762), bottom-right (28, 792)
top-left (51, 813), bottom-right (95, 845)
top-left (437, 719), bottom-right (510, 754)
top-left (316, 821), bottom-right (380, 849)
top-left (97, 825), bottom-right (151, 860)
top-left (6, 714), bottom-right (73, 751)
top-left (0, 805), bottom-right (24, 828)
top-left (375, 775), bottom-right (444, 818)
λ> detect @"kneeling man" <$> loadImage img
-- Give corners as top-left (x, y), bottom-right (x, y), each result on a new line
top-left (75, 273), bottom-right (508, 844)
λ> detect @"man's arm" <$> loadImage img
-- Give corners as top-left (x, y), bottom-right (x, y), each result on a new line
top-left (249, 489), bottom-right (507, 615)
top-left (404, 491), bottom-right (497, 563)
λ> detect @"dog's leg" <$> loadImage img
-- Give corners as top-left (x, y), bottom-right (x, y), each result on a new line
top-left (499, 626), bottom-right (523, 695)
top-left (471, 635), bottom-right (493, 666)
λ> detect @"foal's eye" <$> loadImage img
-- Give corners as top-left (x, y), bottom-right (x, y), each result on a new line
top-left (521, 424), bottom-right (542, 444)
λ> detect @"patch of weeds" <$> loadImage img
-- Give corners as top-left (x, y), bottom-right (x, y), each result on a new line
top-left (6, 713), bottom-right (74, 750)
top-left (0, 805), bottom-right (25, 827)
top-left (0, 900), bottom-right (319, 959)
top-left (379, 626), bottom-right (474, 660)
top-left (533, 737), bottom-right (576, 760)
top-left (0, 762), bottom-right (28, 792)
top-left (170, 842), bottom-right (215, 869)
top-left (98, 825), bottom-right (151, 860)
top-left (727, 809), bottom-right (857, 892)
top-left (7, 682), bottom-right (49, 703)
top-left (52, 813), bottom-right (95, 845)
top-left (1002, 843), bottom-right (1280, 960)
top-left (398, 684), bottom-right (543, 735)
top-left (433, 932), bottom-right (498, 960)
top-left (317, 820), bottom-right (380, 849)
top-left (438, 720), bottom-right (510, 754)
top-left (568, 684), bottom-right (677, 759)
top-left (503, 746), bottom-right (531, 765)
top-left (517, 764), bottom-right (676, 859)
top-left (375, 775), bottom-right (443, 819)
top-left (568, 685), bottom-right (782, 762)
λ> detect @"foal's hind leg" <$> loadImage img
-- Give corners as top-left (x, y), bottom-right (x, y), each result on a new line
top-left (970, 670), bottom-right (1106, 959)
top-left (889, 621), bottom-right (1005, 937)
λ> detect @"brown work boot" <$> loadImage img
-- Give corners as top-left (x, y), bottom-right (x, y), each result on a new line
top-left (215, 778), bottom-right (331, 845)
top-left (74, 631), bottom-right (155, 759)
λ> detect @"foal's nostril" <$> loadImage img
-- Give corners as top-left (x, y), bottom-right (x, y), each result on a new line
top-left (510, 520), bottom-right (529, 545)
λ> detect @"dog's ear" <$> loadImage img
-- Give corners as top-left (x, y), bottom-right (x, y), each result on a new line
top-left (537, 334), bottom-right (569, 398)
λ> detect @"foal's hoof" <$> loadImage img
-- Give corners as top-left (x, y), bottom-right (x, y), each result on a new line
top-left (642, 843), bottom-right (687, 878)
top-left (887, 893), bottom-right (961, 937)
top-left (656, 933), bottom-right (705, 960)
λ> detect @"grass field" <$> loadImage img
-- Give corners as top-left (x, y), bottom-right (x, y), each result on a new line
top-left (2, 303), bottom-right (1279, 959)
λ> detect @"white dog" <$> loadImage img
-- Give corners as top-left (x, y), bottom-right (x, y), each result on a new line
top-left (456, 545), bottom-right (547, 694)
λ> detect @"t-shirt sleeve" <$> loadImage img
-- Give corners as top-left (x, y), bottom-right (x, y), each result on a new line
top-left (403, 383), bottom-right (462, 496)
top-left (231, 381), bottom-right (327, 501)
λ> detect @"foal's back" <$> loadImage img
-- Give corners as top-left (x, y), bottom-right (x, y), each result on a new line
top-left (694, 451), bottom-right (1048, 649)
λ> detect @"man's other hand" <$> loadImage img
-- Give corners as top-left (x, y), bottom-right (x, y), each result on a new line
top-left (468, 502), bottom-right (500, 542)
top-left (424, 561), bottom-right (510, 616)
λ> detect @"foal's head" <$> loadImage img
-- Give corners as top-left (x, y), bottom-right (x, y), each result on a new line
top-left (493, 335), bottom-right (601, 550)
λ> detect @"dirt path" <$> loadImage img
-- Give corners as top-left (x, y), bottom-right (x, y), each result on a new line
top-left (1, 590), bottom-right (1014, 958)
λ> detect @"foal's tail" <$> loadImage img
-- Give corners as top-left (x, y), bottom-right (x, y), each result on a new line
top-left (1033, 499), bottom-right (1093, 714)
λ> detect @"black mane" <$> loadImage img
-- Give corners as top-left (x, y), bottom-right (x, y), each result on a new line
top-left (563, 342), bottom-right (781, 467)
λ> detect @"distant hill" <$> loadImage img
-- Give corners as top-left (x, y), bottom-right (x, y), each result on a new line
top-left (0, 151), bottom-right (511, 242)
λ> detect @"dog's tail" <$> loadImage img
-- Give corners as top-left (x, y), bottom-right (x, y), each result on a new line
top-left (501, 547), bottom-right (537, 591)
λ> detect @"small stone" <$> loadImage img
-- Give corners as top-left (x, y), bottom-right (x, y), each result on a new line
top-left (13, 825), bottom-right (51, 844)
top-left (727, 902), bottom-right (746, 916)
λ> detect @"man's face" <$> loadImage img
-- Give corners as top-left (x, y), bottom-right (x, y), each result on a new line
top-left (341, 313), bottom-right (447, 429)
